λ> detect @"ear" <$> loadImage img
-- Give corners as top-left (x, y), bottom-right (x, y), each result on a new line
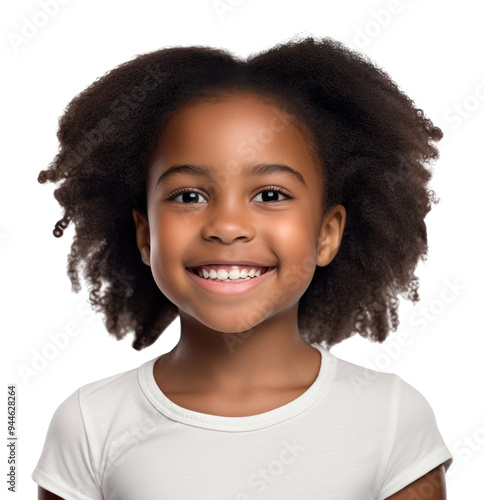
top-left (132, 208), bottom-right (151, 267)
top-left (316, 204), bottom-right (346, 267)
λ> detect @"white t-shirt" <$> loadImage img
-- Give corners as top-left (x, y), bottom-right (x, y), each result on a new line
top-left (31, 342), bottom-right (453, 499)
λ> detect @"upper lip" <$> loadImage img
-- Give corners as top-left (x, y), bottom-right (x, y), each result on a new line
top-left (186, 260), bottom-right (277, 268)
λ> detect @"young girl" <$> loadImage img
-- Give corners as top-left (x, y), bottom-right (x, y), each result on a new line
top-left (32, 35), bottom-right (453, 499)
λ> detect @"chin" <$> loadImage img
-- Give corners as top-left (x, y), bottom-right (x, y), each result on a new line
top-left (186, 307), bottom-right (271, 336)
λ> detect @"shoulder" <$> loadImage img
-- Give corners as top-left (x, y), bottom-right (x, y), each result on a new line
top-left (49, 360), bottom-right (150, 439)
top-left (329, 352), bottom-right (400, 400)
top-left (41, 360), bottom-right (158, 468)
top-left (328, 351), bottom-right (436, 403)
top-left (327, 352), bottom-right (444, 438)
top-left (33, 359), bottom-right (160, 498)
top-left (319, 350), bottom-right (453, 498)
top-left (77, 363), bottom-right (140, 404)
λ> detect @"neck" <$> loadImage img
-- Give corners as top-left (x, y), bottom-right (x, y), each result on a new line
top-left (156, 304), bottom-right (320, 395)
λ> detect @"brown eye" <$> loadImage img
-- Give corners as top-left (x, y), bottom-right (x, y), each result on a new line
top-left (166, 189), bottom-right (208, 203)
top-left (165, 186), bottom-right (293, 204)
top-left (252, 187), bottom-right (293, 203)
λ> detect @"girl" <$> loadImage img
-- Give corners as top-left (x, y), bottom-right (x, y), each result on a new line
top-left (32, 35), bottom-right (453, 499)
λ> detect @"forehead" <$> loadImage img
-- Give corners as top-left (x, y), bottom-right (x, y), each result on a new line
top-left (147, 93), bottom-right (321, 187)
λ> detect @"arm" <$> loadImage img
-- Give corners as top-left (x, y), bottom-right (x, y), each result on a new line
top-left (38, 486), bottom-right (65, 500)
top-left (383, 464), bottom-right (446, 500)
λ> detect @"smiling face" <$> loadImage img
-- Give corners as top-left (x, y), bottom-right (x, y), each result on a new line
top-left (133, 91), bottom-right (346, 337)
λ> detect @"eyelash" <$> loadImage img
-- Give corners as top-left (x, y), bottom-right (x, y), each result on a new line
top-left (165, 186), bottom-right (294, 204)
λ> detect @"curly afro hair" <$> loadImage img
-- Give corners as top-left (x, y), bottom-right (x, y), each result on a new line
top-left (37, 35), bottom-right (442, 351)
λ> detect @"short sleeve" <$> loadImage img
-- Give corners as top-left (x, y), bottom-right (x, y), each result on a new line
top-left (31, 389), bottom-right (103, 500)
top-left (377, 375), bottom-right (453, 499)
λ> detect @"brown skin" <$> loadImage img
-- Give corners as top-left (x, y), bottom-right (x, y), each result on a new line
top-left (38, 487), bottom-right (64, 499)
top-left (15, 90), bottom-right (427, 499)
top-left (133, 92), bottom-right (345, 405)
top-left (384, 464), bottom-right (447, 499)
top-left (37, 93), bottom-right (447, 498)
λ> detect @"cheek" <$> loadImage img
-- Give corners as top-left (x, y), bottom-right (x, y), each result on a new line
top-left (269, 212), bottom-right (318, 289)
top-left (270, 211), bottom-right (317, 258)
top-left (148, 211), bottom-right (192, 294)
top-left (152, 210), bottom-right (191, 256)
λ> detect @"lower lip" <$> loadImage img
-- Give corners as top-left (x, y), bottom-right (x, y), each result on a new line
top-left (186, 267), bottom-right (277, 295)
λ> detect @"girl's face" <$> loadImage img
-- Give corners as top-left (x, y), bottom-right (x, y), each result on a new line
top-left (133, 92), bottom-right (345, 336)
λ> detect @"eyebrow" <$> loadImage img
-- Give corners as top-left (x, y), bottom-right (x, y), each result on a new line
top-left (155, 162), bottom-right (306, 188)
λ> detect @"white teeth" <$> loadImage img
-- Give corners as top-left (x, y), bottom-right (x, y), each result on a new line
top-left (195, 267), bottom-right (268, 281)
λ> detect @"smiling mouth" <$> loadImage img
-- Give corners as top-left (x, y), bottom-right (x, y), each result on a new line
top-left (187, 266), bottom-right (276, 283)
top-left (186, 265), bottom-right (277, 295)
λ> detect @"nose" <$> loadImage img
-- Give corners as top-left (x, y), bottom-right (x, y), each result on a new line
top-left (200, 198), bottom-right (256, 244)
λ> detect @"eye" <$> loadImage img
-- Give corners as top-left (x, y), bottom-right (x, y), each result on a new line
top-left (165, 189), bottom-right (208, 204)
top-left (252, 186), bottom-right (293, 203)
top-left (165, 186), bottom-right (293, 204)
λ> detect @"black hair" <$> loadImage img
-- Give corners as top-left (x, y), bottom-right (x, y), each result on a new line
top-left (38, 34), bottom-right (441, 350)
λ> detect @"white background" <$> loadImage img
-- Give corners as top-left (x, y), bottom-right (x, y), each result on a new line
top-left (2, 0), bottom-right (483, 498)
